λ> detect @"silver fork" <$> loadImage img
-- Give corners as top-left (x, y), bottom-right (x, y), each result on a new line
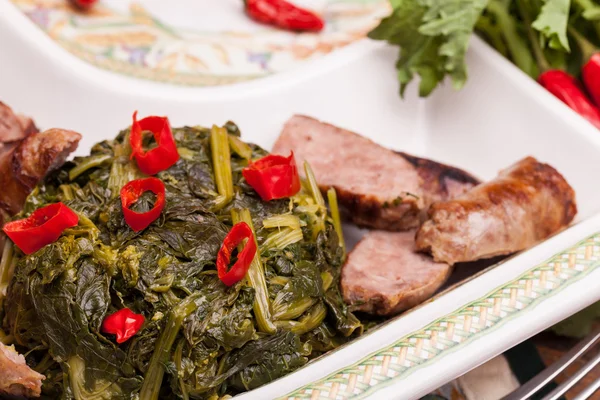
top-left (502, 325), bottom-right (600, 400)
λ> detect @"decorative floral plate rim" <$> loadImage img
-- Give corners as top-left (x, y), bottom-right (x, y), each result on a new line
top-left (10, 0), bottom-right (390, 86)
top-left (276, 232), bottom-right (600, 399)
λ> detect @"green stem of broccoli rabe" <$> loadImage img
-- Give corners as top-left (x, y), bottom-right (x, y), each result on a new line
top-left (69, 154), bottom-right (112, 181)
top-left (0, 241), bottom-right (15, 308)
top-left (210, 125), bottom-right (234, 210)
top-left (108, 132), bottom-right (141, 198)
top-left (274, 302), bottom-right (328, 335)
top-left (273, 271), bottom-right (333, 320)
top-left (231, 208), bottom-right (277, 334)
top-left (140, 292), bottom-right (205, 400)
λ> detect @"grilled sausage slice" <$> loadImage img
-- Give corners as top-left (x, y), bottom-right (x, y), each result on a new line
top-left (339, 155), bottom-right (480, 316)
top-left (0, 342), bottom-right (45, 398)
top-left (415, 157), bottom-right (577, 265)
top-left (342, 230), bottom-right (451, 316)
top-left (0, 102), bottom-right (38, 144)
top-left (0, 102), bottom-right (27, 144)
top-left (273, 115), bottom-right (479, 230)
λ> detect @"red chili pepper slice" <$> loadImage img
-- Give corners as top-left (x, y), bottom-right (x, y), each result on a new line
top-left (2, 202), bottom-right (79, 255)
top-left (130, 112), bottom-right (179, 175)
top-left (539, 70), bottom-right (600, 130)
top-left (583, 53), bottom-right (600, 107)
top-left (120, 177), bottom-right (166, 232)
top-left (242, 152), bottom-right (301, 201)
top-left (101, 308), bottom-right (145, 344)
top-left (244, 0), bottom-right (324, 32)
top-left (216, 222), bottom-right (257, 286)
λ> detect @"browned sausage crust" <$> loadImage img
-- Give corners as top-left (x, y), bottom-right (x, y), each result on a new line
top-left (397, 151), bottom-right (481, 206)
top-left (0, 102), bottom-right (38, 144)
top-left (415, 157), bottom-right (577, 265)
top-left (0, 129), bottom-right (81, 217)
top-left (272, 115), bottom-right (480, 230)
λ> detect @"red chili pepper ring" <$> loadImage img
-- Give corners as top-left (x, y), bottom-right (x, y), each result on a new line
top-left (2, 202), bottom-right (79, 255)
top-left (120, 177), bottom-right (166, 232)
top-left (216, 222), bottom-right (257, 286)
top-left (130, 111), bottom-right (179, 175)
top-left (242, 152), bottom-right (301, 201)
top-left (101, 308), bottom-right (145, 344)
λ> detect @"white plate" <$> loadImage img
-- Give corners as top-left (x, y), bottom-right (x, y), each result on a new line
top-left (5, 0), bottom-right (389, 85)
top-left (3, 1), bottom-right (600, 399)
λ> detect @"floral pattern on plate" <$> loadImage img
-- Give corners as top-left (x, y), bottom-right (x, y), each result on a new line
top-left (10, 0), bottom-right (390, 86)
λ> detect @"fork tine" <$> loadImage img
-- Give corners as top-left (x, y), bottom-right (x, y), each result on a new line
top-left (501, 326), bottom-right (600, 400)
top-left (542, 350), bottom-right (600, 400)
top-left (573, 375), bottom-right (600, 400)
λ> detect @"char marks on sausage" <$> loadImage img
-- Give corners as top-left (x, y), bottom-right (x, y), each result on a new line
top-left (415, 157), bottom-right (577, 265)
top-left (0, 128), bottom-right (82, 217)
top-left (341, 231), bottom-right (451, 316)
top-left (397, 152), bottom-right (480, 206)
top-left (273, 115), bottom-right (480, 230)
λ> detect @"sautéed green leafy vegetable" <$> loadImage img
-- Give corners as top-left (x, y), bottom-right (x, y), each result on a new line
top-left (0, 122), bottom-right (362, 399)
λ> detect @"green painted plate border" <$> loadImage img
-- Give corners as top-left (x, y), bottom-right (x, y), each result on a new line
top-left (279, 233), bottom-right (600, 399)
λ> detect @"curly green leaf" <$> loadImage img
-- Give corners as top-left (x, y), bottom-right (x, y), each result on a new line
top-left (532, 0), bottom-right (571, 51)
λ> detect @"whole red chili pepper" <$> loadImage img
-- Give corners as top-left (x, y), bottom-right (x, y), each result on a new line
top-left (539, 70), bottom-right (600, 129)
top-left (568, 28), bottom-right (600, 108)
top-left (3, 202), bottom-right (79, 255)
top-left (242, 152), bottom-right (301, 201)
top-left (216, 222), bottom-right (257, 286)
top-left (101, 308), bottom-right (145, 344)
top-left (583, 53), bottom-right (600, 106)
top-left (69, 0), bottom-right (97, 10)
top-left (130, 112), bottom-right (179, 176)
top-left (244, 0), bottom-right (324, 32)
top-left (120, 177), bottom-right (166, 232)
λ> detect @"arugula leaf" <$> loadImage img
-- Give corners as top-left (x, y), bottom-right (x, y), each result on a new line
top-left (532, 0), bottom-right (571, 51)
top-left (572, 0), bottom-right (600, 22)
top-left (419, 0), bottom-right (490, 85)
top-left (583, 8), bottom-right (600, 20)
top-left (369, 0), bottom-right (444, 96)
top-left (369, 0), bottom-right (488, 97)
